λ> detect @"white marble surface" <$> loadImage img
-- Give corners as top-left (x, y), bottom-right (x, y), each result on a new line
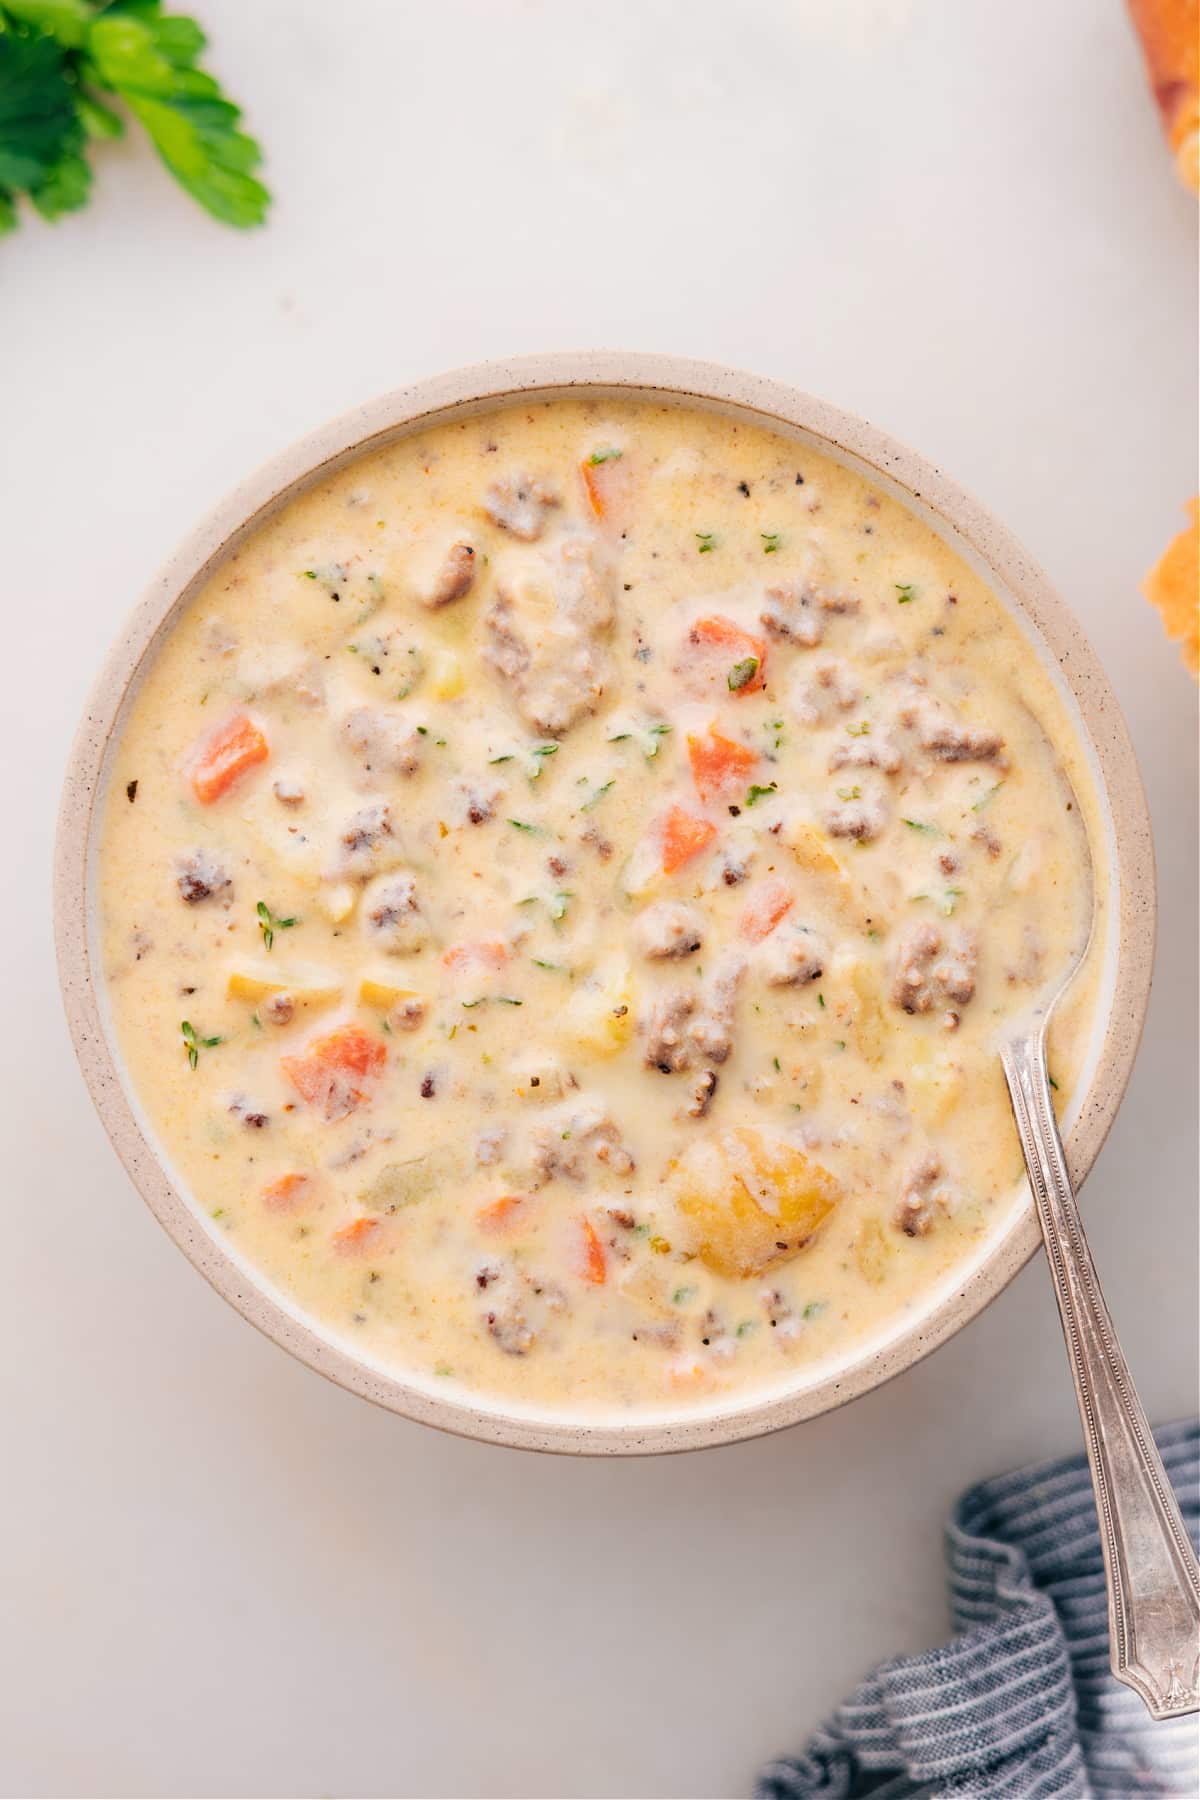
top-left (1, 2), bottom-right (1196, 1795)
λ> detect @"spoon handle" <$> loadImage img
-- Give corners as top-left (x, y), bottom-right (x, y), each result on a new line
top-left (1001, 1032), bottom-right (1200, 1719)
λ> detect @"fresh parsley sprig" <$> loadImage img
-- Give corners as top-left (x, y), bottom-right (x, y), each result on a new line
top-left (180, 1018), bottom-right (221, 1070)
top-left (0, 0), bottom-right (269, 236)
top-left (256, 900), bottom-right (297, 952)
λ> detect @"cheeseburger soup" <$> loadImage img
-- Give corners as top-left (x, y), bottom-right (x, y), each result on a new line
top-left (97, 398), bottom-right (1101, 1414)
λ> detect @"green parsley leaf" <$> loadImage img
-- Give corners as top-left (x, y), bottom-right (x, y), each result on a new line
top-left (695, 531), bottom-right (717, 553)
top-left (86, 6), bottom-right (269, 228)
top-left (846, 720), bottom-right (871, 737)
top-left (587, 446), bottom-right (623, 465)
top-left (902, 817), bottom-right (940, 835)
top-left (0, 27), bottom-right (87, 227)
top-left (506, 818), bottom-right (542, 834)
top-left (745, 781), bottom-right (778, 807)
top-left (895, 582), bottom-right (917, 603)
top-left (761, 532), bottom-right (782, 554)
top-left (728, 656), bottom-right (760, 691)
top-left (836, 785), bottom-right (862, 802)
top-left (0, 1), bottom-right (271, 236)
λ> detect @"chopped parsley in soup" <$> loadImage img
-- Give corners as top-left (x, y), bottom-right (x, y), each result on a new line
top-left (97, 398), bottom-right (1102, 1415)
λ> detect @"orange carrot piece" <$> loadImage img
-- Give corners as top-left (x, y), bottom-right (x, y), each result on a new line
top-left (687, 726), bottom-right (759, 802)
top-left (580, 453), bottom-right (630, 523)
top-left (332, 1216), bottom-right (384, 1255)
top-left (188, 712), bottom-right (269, 804)
top-left (442, 938), bottom-right (510, 973)
top-left (581, 460), bottom-right (608, 516)
top-left (687, 616), bottom-right (768, 694)
top-left (661, 805), bottom-right (718, 874)
top-left (262, 1171), bottom-right (313, 1212)
top-left (477, 1194), bottom-right (528, 1232)
top-left (579, 1216), bottom-right (606, 1284)
top-left (739, 878), bottom-right (795, 943)
top-left (281, 1024), bottom-right (386, 1121)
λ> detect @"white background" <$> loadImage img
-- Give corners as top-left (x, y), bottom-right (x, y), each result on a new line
top-left (1, 3), bottom-right (1196, 1796)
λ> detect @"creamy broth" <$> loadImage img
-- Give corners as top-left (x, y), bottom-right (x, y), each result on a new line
top-left (96, 398), bottom-right (1101, 1416)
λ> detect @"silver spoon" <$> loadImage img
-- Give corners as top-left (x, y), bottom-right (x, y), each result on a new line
top-left (1001, 898), bottom-right (1200, 1718)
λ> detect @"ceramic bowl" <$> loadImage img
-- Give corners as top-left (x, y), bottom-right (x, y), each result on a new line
top-left (54, 353), bottom-right (1156, 1453)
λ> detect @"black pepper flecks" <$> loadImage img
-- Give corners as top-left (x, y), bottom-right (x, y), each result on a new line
top-left (126, 779), bottom-right (138, 803)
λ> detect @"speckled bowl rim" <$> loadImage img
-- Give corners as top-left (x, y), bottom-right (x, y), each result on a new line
top-left (54, 352), bottom-right (1156, 1455)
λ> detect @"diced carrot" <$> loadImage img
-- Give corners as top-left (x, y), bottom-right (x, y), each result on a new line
top-left (188, 712), bottom-right (269, 804)
top-left (686, 616), bottom-right (768, 695)
top-left (661, 805), bottom-right (718, 874)
top-left (579, 1216), bottom-right (606, 1284)
top-left (332, 1216), bottom-right (384, 1255)
top-left (477, 1194), bottom-right (528, 1232)
top-left (687, 726), bottom-right (759, 802)
top-left (281, 1024), bottom-right (387, 1122)
top-left (442, 938), bottom-right (510, 973)
top-left (262, 1171), bottom-right (313, 1212)
top-left (739, 878), bottom-right (795, 942)
top-left (580, 452), bottom-right (630, 523)
top-left (667, 1357), bottom-right (711, 1390)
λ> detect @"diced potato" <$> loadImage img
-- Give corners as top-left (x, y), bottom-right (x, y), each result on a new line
top-left (616, 1258), bottom-right (676, 1318)
top-left (226, 965), bottom-right (341, 1008)
top-left (841, 956), bottom-right (886, 1065)
top-left (428, 650), bottom-right (465, 699)
top-left (358, 974), bottom-right (423, 1010)
top-left (908, 1047), bottom-right (965, 1127)
top-left (508, 1048), bottom-right (568, 1101)
top-left (318, 883), bottom-right (357, 924)
top-left (786, 821), bottom-right (845, 879)
top-left (670, 1126), bottom-right (841, 1279)
top-left (559, 960), bottom-right (634, 1057)
top-left (360, 1156), bottom-right (439, 1213)
top-left (854, 1215), bottom-right (893, 1285)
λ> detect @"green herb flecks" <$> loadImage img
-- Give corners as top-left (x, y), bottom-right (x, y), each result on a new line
top-left (696, 531), bottom-right (717, 554)
top-left (180, 1019), bottom-right (221, 1070)
top-left (971, 781), bottom-right (1005, 812)
top-left (895, 583), bottom-right (917, 604)
top-left (837, 785), bottom-right (862, 802)
top-left (549, 891), bottom-right (574, 922)
top-left (256, 901), bottom-right (297, 951)
top-left (506, 818), bottom-right (544, 835)
top-left (587, 446), bottom-right (623, 465)
top-left (580, 779), bottom-right (614, 812)
top-left (941, 888), bottom-right (964, 916)
top-left (902, 817), bottom-right (941, 835)
top-left (728, 656), bottom-right (760, 692)
top-left (761, 532), bottom-right (782, 554)
top-left (527, 743), bottom-right (559, 779)
top-left (644, 722), bottom-right (672, 758)
top-left (846, 720), bottom-right (871, 737)
top-left (744, 781), bottom-right (778, 807)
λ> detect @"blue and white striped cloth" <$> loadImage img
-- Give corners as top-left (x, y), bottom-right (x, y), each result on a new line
top-left (757, 1420), bottom-right (1199, 1800)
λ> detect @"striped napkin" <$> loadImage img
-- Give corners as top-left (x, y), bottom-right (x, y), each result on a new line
top-left (757, 1419), bottom-right (1199, 1800)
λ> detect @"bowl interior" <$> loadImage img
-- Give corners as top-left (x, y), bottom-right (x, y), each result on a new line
top-left (56, 354), bottom-right (1154, 1453)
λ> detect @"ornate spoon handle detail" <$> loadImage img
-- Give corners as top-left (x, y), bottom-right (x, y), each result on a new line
top-left (1002, 1031), bottom-right (1200, 1720)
